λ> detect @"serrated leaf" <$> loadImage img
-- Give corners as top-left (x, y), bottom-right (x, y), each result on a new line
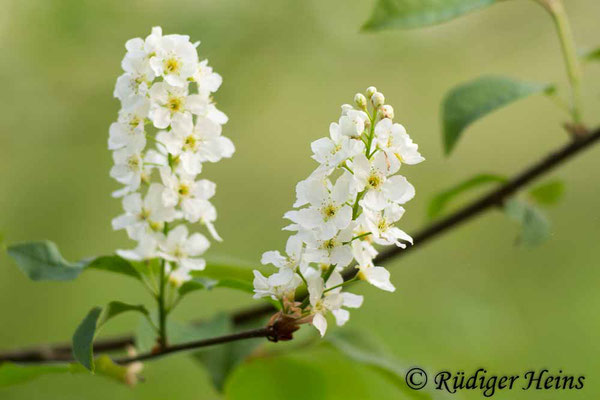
top-left (84, 255), bottom-right (142, 281)
top-left (325, 330), bottom-right (441, 399)
top-left (73, 302), bottom-right (150, 371)
top-left (528, 180), bottom-right (565, 206)
top-left (363, 0), bottom-right (497, 31)
top-left (72, 306), bottom-right (103, 371)
top-left (504, 199), bottom-right (551, 246)
top-left (7, 241), bottom-right (85, 281)
top-left (428, 173), bottom-right (507, 219)
top-left (442, 76), bottom-right (551, 155)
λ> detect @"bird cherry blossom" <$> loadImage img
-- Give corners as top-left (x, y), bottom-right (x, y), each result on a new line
top-left (253, 87), bottom-right (424, 336)
top-left (109, 27), bottom-right (234, 290)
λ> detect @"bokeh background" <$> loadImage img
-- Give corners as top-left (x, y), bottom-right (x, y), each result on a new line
top-left (1, 0), bottom-right (599, 399)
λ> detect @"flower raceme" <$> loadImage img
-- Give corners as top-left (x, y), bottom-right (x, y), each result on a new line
top-left (109, 27), bottom-right (233, 286)
top-left (253, 87), bottom-right (424, 337)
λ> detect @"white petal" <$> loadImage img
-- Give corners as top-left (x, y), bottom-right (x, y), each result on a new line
top-left (312, 313), bottom-right (328, 336)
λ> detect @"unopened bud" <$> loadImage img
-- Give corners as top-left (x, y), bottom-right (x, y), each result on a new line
top-left (354, 93), bottom-right (367, 109)
top-left (371, 92), bottom-right (385, 108)
top-left (380, 104), bottom-right (394, 119)
top-left (366, 86), bottom-right (377, 98)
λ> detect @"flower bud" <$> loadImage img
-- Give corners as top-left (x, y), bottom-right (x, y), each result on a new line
top-left (380, 104), bottom-right (394, 119)
top-left (366, 86), bottom-right (377, 99)
top-left (371, 92), bottom-right (385, 108)
top-left (354, 93), bottom-right (367, 109)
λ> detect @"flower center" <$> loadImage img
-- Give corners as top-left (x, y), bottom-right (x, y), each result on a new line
top-left (178, 184), bottom-right (190, 196)
top-left (377, 219), bottom-right (388, 232)
top-left (322, 203), bottom-right (338, 220)
top-left (139, 208), bottom-right (151, 220)
top-left (184, 135), bottom-right (197, 151)
top-left (128, 116), bottom-right (141, 131)
top-left (167, 96), bottom-right (183, 112)
top-left (322, 239), bottom-right (337, 250)
top-left (367, 173), bottom-right (382, 189)
top-left (127, 155), bottom-right (140, 170)
top-left (165, 57), bottom-right (181, 73)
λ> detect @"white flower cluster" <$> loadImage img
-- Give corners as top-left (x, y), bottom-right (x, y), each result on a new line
top-left (253, 87), bottom-right (424, 336)
top-left (109, 27), bottom-right (234, 285)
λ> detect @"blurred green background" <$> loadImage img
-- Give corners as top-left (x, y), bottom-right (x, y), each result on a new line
top-left (1, 0), bottom-right (599, 399)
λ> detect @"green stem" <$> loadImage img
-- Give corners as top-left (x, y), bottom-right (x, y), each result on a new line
top-left (345, 232), bottom-right (372, 244)
top-left (157, 258), bottom-right (168, 349)
top-left (324, 276), bottom-right (359, 293)
top-left (536, 0), bottom-right (583, 124)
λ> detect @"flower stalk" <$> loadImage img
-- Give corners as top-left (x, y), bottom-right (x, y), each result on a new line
top-left (535, 0), bottom-right (584, 125)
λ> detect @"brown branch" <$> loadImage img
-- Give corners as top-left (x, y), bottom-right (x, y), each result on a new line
top-left (2, 127), bottom-right (599, 365)
top-left (114, 327), bottom-right (271, 364)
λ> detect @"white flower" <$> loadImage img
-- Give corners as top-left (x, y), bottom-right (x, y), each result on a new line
top-left (148, 82), bottom-right (207, 130)
top-left (374, 118), bottom-right (424, 172)
top-left (112, 183), bottom-right (176, 240)
top-left (149, 33), bottom-right (199, 87)
top-left (117, 232), bottom-right (160, 261)
top-left (362, 204), bottom-right (413, 248)
top-left (157, 116), bottom-right (234, 176)
top-left (357, 264), bottom-right (395, 292)
top-left (352, 152), bottom-right (415, 210)
top-left (351, 238), bottom-right (378, 266)
top-left (159, 225), bottom-right (210, 271)
top-left (114, 39), bottom-right (155, 109)
top-left (108, 101), bottom-right (149, 150)
top-left (310, 122), bottom-right (364, 175)
top-left (252, 268), bottom-right (302, 301)
top-left (261, 235), bottom-right (307, 272)
top-left (303, 224), bottom-right (355, 269)
top-left (194, 59), bottom-right (223, 95)
top-left (285, 173), bottom-right (355, 240)
top-left (167, 262), bottom-right (199, 286)
top-left (338, 109), bottom-right (368, 138)
top-left (307, 271), bottom-right (363, 336)
top-left (110, 138), bottom-right (146, 195)
top-left (159, 167), bottom-right (217, 224)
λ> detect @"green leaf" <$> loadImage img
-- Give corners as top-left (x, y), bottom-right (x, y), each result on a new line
top-left (225, 357), bottom-right (327, 400)
top-left (0, 363), bottom-right (73, 387)
top-left (7, 241), bottom-right (85, 281)
top-left (363, 0), bottom-right (497, 31)
top-left (100, 301), bottom-right (149, 327)
top-left (193, 314), bottom-right (266, 392)
top-left (84, 255), bottom-right (142, 281)
top-left (442, 76), bottom-right (551, 155)
top-left (178, 277), bottom-right (254, 298)
top-left (7, 240), bottom-right (142, 282)
top-left (178, 277), bottom-right (219, 297)
top-left (72, 306), bottom-right (103, 371)
top-left (325, 330), bottom-right (440, 399)
top-left (504, 199), bottom-right (551, 246)
top-left (580, 47), bottom-right (600, 62)
top-left (528, 179), bottom-right (565, 206)
top-left (0, 359), bottom-right (137, 388)
top-left (428, 173), bottom-right (507, 219)
top-left (73, 302), bottom-right (150, 371)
